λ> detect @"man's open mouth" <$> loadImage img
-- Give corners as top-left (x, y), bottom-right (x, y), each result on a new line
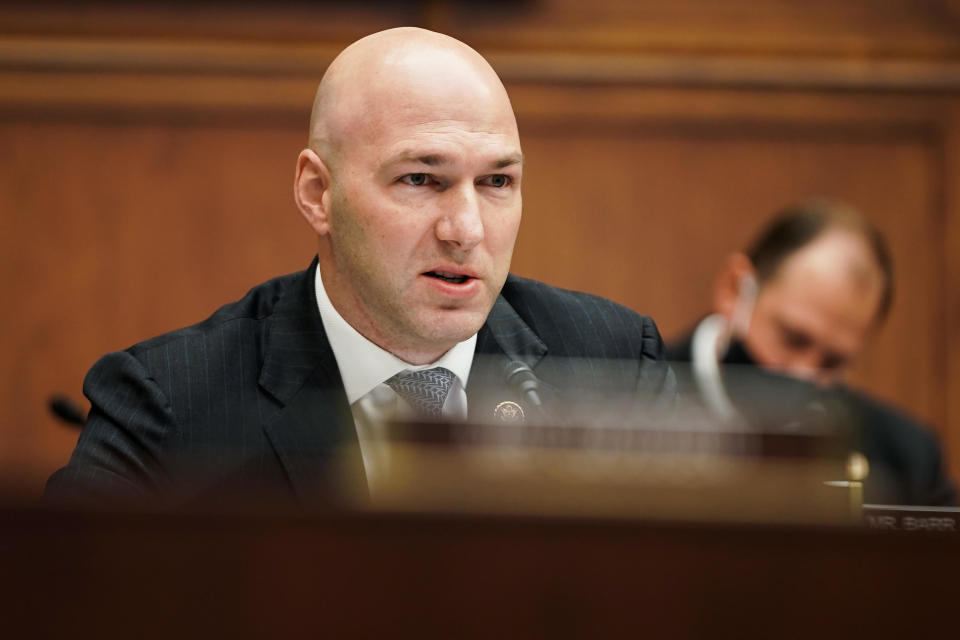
top-left (425, 271), bottom-right (470, 284)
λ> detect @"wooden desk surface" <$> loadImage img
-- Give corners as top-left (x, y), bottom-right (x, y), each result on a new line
top-left (1, 506), bottom-right (957, 638)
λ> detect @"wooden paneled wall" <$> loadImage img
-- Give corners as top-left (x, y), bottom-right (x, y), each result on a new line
top-left (2, 1), bottom-right (959, 495)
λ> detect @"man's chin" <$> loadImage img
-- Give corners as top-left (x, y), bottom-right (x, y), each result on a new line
top-left (417, 307), bottom-right (488, 345)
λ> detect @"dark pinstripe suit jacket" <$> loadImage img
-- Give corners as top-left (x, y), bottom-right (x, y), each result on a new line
top-left (48, 258), bottom-right (674, 510)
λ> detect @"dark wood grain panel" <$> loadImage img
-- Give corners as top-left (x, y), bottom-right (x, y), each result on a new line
top-left (3, 509), bottom-right (960, 638)
top-left (3, 1), bottom-right (958, 60)
top-left (0, 118), bottom-right (315, 493)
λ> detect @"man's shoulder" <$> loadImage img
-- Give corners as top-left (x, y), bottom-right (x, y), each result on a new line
top-left (501, 273), bottom-right (646, 320)
top-left (841, 387), bottom-right (957, 505)
top-left (126, 268), bottom-right (306, 358)
top-left (79, 265), bottom-right (315, 436)
top-left (499, 274), bottom-right (664, 359)
top-left (844, 388), bottom-right (942, 451)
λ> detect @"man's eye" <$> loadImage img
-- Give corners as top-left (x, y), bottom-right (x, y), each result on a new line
top-left (401, 173), bottom-right (433, 186)
top-left (480, 174), bottom-right (511, 188)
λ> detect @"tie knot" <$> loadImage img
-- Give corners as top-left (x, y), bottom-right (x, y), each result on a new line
top-left (385, 367), bottom-right (456, 419)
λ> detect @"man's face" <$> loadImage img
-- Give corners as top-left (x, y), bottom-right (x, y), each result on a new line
top-left (741, 233), bottom-right (884, 386)
top-left (320, 97), bottom-right (523, 362)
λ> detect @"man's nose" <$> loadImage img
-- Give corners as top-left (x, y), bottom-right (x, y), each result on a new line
top-left (435, 185), bottom-right (484, 251)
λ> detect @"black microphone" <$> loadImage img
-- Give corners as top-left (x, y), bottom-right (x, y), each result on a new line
top-left (49, 394), bottom-right (86, 428)
top-left (503, 360), bottom-right (545, 411)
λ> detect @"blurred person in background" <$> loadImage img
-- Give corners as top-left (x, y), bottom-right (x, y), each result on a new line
top-left (667, 199), bottom-right (955, 505)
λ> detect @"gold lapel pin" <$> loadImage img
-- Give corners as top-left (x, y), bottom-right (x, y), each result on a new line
top-left (494, 401), bottom-right (525, 424)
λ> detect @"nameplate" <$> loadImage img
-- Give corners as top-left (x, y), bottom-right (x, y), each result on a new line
top-left (863, 504), bottom-right (960, 533)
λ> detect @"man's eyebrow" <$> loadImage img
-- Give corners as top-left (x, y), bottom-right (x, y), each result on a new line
top-left (384, 152), bottom-right (449, 167)
top-left (494, 154), bottom-right (524, 169)
top-left (384, 151), bottom-right (524, 169)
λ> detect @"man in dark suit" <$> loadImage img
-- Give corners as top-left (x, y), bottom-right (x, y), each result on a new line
top-left (667, 200), bottom-right (955, 505)
top-left (48, 28), bottom-right (673, 509)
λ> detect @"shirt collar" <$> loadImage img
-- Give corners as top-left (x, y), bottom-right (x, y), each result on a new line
top-left (314, 267), bottom-right (477, 405)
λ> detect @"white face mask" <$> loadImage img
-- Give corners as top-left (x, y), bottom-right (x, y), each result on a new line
top-left (691, 273), bottom-right (758, 425)
top-left (729, 273), bottom-right (757, 339)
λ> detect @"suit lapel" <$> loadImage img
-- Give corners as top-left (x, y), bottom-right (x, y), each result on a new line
top-left (468, 295), bottom-right (550, 423)
top-left (258, 258), bottom-right (364, 504)
top-left (256, 266), bottom-right (552, 499)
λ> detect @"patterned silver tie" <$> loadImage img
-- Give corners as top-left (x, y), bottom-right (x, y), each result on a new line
top-left (385, 367), bottom-right (456, 419)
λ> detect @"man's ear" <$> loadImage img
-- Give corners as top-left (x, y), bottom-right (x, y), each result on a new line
top-left (294, 148), bottom-right (333, 236)
top-left (713, 252), bottom-right (756, 319)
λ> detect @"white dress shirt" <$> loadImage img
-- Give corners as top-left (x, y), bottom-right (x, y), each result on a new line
top-left (314, 268), bottom-right (476, 490)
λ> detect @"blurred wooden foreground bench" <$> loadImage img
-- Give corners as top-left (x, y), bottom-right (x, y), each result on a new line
top-left (1, 506), bottom-right (956, 638)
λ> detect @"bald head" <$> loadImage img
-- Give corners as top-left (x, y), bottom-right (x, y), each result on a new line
top-left (745, 199), bottom-right (893, 322)
top-left (767, 228), bottom-right (887, 342)
top-left (309, 27), bottom-right (518, 166)
top-left (293, 28), bottom-right (523, 364)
